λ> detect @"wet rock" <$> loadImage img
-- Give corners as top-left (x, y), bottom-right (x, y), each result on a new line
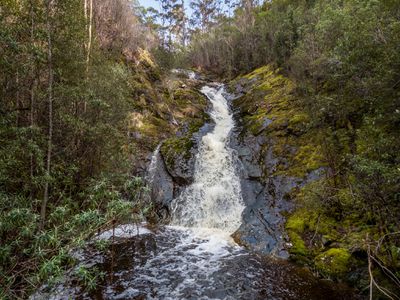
top-left (235, 206), bottom-right (288, 257)
top-left (264, 147), bottom-right (279, 175)
top-left (229, 78), bottom-right (324, 259)
top-left (240, 179), bottom-right (264, 207)
top-left (149, 150), bottom-right (174, 210)
top-left (234, 175), bottom-right (294, 258)
top-left (254, 117), bottom-right (273, 135)
top-left (236, 136), bottom-right (263, 179)
top-left (160, 143), bottom-right (195, 186)
top-left (232, 133), bottom-right (292, 257)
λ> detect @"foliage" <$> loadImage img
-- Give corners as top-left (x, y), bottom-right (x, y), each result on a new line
top-left (224, 5), bottom-right (400, 290)
top-left (0, 0), bottom-right (157, 298)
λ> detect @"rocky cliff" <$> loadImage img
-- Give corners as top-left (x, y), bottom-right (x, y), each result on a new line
top-left (228, 66), bottom-right (369, 287)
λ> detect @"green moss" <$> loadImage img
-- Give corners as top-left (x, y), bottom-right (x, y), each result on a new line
top-left (173, 88), bottom-right (207, 107)
top-left (243, 110), bottom-right (269, 135)
top-left (288, 112), bottom-right (310, 133)
top-left (134, 115), bottom-right (171, 139)
top-left (292, 145), bottom-right (324, 175)
top-left (288, 113), bottom-right (309, 125)
top-left (286, 214), bottom-right (306, 233)
top-left (313, 218), bottom-right (340, 238)
top-left (315, 248), bottom-right (351, 277)
top-left (288, 230), bottom-right (308, 256)
top-left (230, 64), bottom-right (385, 286)
top-left (188, 118), bottom-right (205, 134)
top-left (236, 65), bottom-right (326, 178)
top-left (243, 65), bottom-right (273, 79)
top-left (161, 136), bottom-right (193, 164)
top-left (285, 212), bottom-right (312, 258)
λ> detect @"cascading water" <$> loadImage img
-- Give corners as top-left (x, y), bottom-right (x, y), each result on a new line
top-left (145, 143), bottom-right (161, 187)
top-left (33, 84), bottom-right (355, 300)
top-left (171, 85), bottom-right (244, 234)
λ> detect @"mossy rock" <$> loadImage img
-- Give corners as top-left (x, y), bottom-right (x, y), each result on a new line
top-left (233, 65), bottom-right (327, 179)
top-left (243, 110), bottom-right (271, 135)
top-left (286, 214), bottom-right (306, 233)
top-left (293, 145), bottom-right (324, 173)
top-left (160, 132), bottom-right (197, 185)
top-left (160, 116), bottom-right (205, 168)
top-left (286, 212), bottom-right (310, 259)
top-left (315, 248), bottom-right (351, 278)
top-left (173, 88), bottom-right (207, 107)
top-left (285, 211), bottom-right (309, 256)
top-left (287, 112), bottom-right (310, 134)
top-left (161, 136), bottom-right (194, 166)
top-left (244, 65), bottom-right (273, 79)
top-left (288, 230), bottom-right (308, 257)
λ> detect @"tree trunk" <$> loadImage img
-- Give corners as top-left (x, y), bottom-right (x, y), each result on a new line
top-left (86, 0), bottom-right (92, 72)
top-left (30, 0), bottom-right (36, 200)
top-left (84, 0), bottom-right (92, 113)
top-left (40, 0), bottom-right (54, 230)
top-left (16, 70), bottom-right (20, 127)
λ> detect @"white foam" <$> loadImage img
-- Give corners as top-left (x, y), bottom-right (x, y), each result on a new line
top-left (146, 144), bottom-right (161, 185)
top-left (170, 86), bottom-right (245, 235)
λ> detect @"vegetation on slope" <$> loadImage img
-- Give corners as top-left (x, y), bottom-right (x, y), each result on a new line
top-left (231, 64), bottom-right (399, 297)
top-left (185, 0), bottom-right (400, 297)
top-left (0, 1), bottom-right (206, 297)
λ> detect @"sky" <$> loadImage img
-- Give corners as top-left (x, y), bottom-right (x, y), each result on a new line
top-left (139, 0), bottom-right (194, 16)
top-left (139, 0), bottom-right (160, 10)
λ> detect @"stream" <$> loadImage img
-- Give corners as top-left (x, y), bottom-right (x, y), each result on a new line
top-left (33, 85), bottom-right (356, 299)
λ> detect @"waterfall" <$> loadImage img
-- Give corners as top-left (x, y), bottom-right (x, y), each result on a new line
top-left (34, 85), bottom-right (353, 300)
top-left (146, 143), bottom-right (161, 187)
top-left (171, 85), bottom-right (244, 235)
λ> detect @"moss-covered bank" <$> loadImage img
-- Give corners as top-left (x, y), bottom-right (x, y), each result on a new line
top-left (229, 65), bottom-right (382, 293)
top-left (127, 59), bottom-right (209, 177)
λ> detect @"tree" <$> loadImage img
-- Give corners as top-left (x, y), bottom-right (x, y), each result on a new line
top-left (171, 0), bottom-right (187, 46)
top-left (190, 0), bottom-right (221, 31)
top-left (156, 0), bottom-right (188, 49)
top-left (40, 0), bottom-right (54, 230)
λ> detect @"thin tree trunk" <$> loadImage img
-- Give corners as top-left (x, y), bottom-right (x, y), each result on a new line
top-left (30, 0), bottom-right (36, 200)
top-left (84, 0), bottom-right (87, 20)
top-left (40, 0), bottom-right (54, 230)
top-left (84, 0), bottom-right (92, 113)
top-left (86, 0), bottom-right (92, 70)
top-left (16, 70), bottom-right (20, 127)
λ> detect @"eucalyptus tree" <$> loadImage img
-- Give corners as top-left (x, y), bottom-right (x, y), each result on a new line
top-left (156, 0), bottom-right (188, 49)
top-left (190, 0), bottom-right (221, 31)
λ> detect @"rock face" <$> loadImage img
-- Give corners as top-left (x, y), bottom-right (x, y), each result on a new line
top-left (147, 129), bottom-right (207, 220)
top-left (231, 128), bottom-right (295, 258)
top-left (159, 122), bottom-right (213, 186)
top-left (228, 66), bottom-right (326, 258)
top-left (160, 138), bottom-right (196, 186)
top-left (148, 149), bottom-right (174, 219)
top-left (147, 66), bottom-right (325, 260)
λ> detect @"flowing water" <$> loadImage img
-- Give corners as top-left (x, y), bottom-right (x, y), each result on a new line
top-left (170, 85), bottom-right (244, 234)
top-left (146, 143), bottom-right (161, 186)
top-left (32, 85), bottom-right (356, 300)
